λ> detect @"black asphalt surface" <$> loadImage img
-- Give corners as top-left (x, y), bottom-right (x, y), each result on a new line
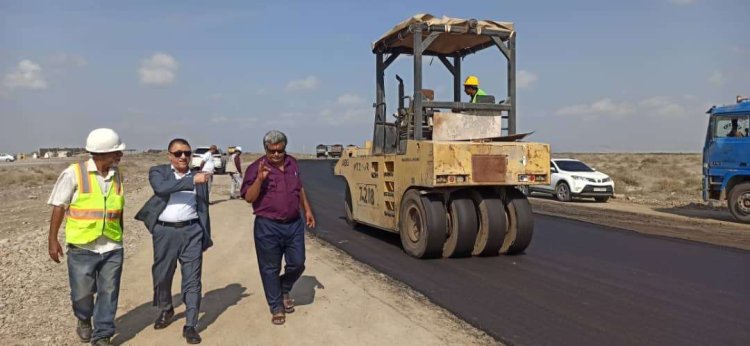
top-left (299, 160), bottom-right (750, 346)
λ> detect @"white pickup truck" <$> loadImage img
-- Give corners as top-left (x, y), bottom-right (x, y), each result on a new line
top-left (190, 147), bottom-right (227, 174)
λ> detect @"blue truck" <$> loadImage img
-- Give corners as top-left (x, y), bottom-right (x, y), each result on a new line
top-left (703, 96), bottom-right (750, 222)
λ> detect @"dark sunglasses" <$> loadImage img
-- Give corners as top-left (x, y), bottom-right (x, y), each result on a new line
top-left (170, 150), bottom-right (192, 158)
top-left (265, 149), bottom-right (286, 155)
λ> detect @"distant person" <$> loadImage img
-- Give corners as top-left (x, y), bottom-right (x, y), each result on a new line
top-left (46, 128), bottom-right (126, 346)
top-left (226, 146), bottom-right (243, 199)
top-left (463, 75), bottom-right (487, 103)
top-left (241, 130), bottom-right (316, 325)
top-left (135, 138), bottom-right (212, 344)
top-left (199, 145), bottom-right (217, 174)
top-left (727, 119), bottom-right (745, 137)
top-left (199, 145), bottom-right (218, 199)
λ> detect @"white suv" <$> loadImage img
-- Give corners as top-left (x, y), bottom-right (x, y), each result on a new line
top-left (0, 153), bottom-right (15, 162)
top-left (525, 159), bottom-right (615, 202)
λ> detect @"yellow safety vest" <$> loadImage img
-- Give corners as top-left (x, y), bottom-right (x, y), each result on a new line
top-left (65, 162), bottom-right (124, 244)
top-left (471, 88), bottom-right (487, 103)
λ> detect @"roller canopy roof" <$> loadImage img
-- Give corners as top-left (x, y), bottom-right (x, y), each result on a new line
top-left (372, 13), bottom-right (514, 56)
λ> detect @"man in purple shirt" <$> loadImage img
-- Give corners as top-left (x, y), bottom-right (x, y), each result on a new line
top-left (241, 130), bottom-right (315, 326)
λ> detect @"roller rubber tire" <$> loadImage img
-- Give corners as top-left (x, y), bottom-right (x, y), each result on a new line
top-left (500, 189), bottom-right (534, 255)
top-left (399, 190), bottom-right (447, 258)
top-left (344, 183), bottom-right (357, 227)
top-left (442, 194), bottom-right (479, 258)
top-left (469, 190), bottom-right (506, 257)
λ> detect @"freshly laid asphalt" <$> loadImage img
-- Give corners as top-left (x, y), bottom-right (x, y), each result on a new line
top-left (300, 160), bottom-right (750, 346)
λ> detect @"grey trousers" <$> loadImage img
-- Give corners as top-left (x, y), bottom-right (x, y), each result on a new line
top-left (151, 223), bottom-right (203, 327)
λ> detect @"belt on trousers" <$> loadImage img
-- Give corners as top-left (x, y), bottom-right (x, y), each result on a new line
top-left (156, 219), bottom-right (199, 228)
top-left (261, 216), bottom-right (300, 224)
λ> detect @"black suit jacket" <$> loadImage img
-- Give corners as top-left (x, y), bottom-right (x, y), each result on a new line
top-left (135, 164), bottom-right (213, 251)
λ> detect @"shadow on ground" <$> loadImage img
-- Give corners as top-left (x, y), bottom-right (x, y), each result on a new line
top-left (527, 192), bottom-right (603, 204)
top-left (113, 283), bottom-right (250, 344)
top-left (290, 275), bottom-right (325, 306)
top-left (655, 204), bottom-right (737, 223)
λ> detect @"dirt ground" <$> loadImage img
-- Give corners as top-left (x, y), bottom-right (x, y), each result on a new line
top-left (0, 154), bottom-right (494, 345)
top-left (554, 152), bottom-right (703, 206)
top-left (1, 152), bottom-right (748, 345)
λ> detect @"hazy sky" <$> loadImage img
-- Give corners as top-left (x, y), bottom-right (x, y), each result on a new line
top-left (1, 0), bottom-right (748, 153)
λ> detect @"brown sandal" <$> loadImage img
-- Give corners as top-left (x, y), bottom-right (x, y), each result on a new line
top-left (271, 312), bottom-right (286, 325)
top-left (283, 294), bottom-right (295, 313)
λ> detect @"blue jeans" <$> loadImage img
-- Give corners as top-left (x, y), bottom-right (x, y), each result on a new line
top-left (254, 216), bottom-right (306, 313)
top-left (67, 246), bottom-right (123, 341)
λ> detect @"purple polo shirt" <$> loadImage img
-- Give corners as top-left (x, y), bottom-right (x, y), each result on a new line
top-left (240, 155), bottom-right (302, 221)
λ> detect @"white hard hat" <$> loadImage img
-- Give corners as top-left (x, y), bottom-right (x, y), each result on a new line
top-left (85, 128), bottom-right (126, 153)
top-left (236, 146), bottom-right (242, 151)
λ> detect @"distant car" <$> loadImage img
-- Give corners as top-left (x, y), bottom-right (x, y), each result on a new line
top-left (524, 159), bottom-right (614, 202)
top-left (0, 153), bottom-right (15, 162)
top-left (190, 147), bottom-right (227, 174)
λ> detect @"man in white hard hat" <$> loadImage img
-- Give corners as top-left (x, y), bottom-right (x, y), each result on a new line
top-left (226, 146), bottom-right (243, 199)
top-left (47, 128), bottom-right (126, 346)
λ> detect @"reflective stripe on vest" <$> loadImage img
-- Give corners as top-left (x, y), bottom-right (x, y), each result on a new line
top-left (67, 208), bottom-right (123, 220)
top-left (471, 88), bottom-right (487, 103)
top-left (65, 162), bottom-right (125, 245)
top-left (76, 161), bottom-right (92, 193)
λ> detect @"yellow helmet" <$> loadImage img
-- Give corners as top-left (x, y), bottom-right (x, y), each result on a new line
top-left (464, 75), bottom-right (480, 86)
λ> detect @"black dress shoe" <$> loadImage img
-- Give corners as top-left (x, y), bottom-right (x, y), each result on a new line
top-left (76, 318), bottom-right (92, 342)
top-left (183, 326), bottom-right (202, 344)
top-left (153, 309), bottom-right (175, 330)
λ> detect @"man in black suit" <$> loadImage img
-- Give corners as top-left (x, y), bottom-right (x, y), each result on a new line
top-left (135, 138), bottom-right (213, 344)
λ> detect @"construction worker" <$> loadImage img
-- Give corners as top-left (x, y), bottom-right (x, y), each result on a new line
top-left (463, 75), bottom-right (487, 103)
top-left (47, 128), bottom-right (126, 346)
top-left (226, 146), bottom-right (243, 199)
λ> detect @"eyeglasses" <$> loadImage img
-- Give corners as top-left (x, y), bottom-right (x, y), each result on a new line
top-left (170, 150), bottom-right (192, 158)
top-left (265, 148), bottom-right (286, 155)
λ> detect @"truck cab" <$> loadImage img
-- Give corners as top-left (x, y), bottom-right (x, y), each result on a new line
top-left (328, 144), bottom-right (343, 158)
top-left (316, 144), bottom-right (328, 158)
top-left (703, 96), bottom-right (750, 222)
